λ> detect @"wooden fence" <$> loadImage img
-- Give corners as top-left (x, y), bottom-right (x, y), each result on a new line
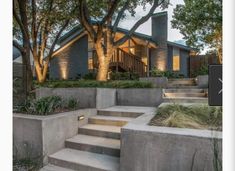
top-left (189, 54), bottom-right (218, 77)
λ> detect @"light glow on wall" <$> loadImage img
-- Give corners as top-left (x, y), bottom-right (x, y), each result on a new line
top-left (156, 60), bottom-right (166, 71)
top-left (59, 61), bottom-right (69, 80)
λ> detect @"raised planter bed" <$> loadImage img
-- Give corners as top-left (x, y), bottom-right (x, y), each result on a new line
top-left (13, 109), bottom-right (96, 164)
top-left (36, 87), bottom-right (163, 108)
top-left (120, 104), bottom-right (222, 171)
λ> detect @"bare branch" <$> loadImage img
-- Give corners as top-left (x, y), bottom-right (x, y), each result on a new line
top-left (114, 0), bottom-right (160, 47)
top-left (113, 0), bottom-right (130, 33)
top-left (47, 20), bottom-right (70, 60)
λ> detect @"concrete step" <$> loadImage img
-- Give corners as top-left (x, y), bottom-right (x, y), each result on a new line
top-left (97, 109), bottom-right (142, 118)
top-left (48, 148), bottom-right (119, 171)
top-left (78, 124), bottom-right (121, 139)
top-left (163, 97), bottom-right (208, 103)
top-left (40, 164), bottom-right (76, 171)
top-left (88, 115), bottom-right (133, 126)
top-left (163, 89), bottom-right (205, 93)
top-left (164, 92), bottom-right (206, 98)
top-left (167, 85), bottom-right (199, 89)
top-left (65, 134), bottom-right (120, 157)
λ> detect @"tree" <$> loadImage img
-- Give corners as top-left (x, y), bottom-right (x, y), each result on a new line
top-left (13, 0), bottom-right (77, 83)
top-left (171, 0), bottom-right (222, 64)
top-left (77, 0), bottom-right (169, 81)
top-left (172, 0), bottom-right (222, 63)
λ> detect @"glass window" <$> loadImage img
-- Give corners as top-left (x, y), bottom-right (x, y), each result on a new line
top-left (173, 48), bottom-right (180, 71)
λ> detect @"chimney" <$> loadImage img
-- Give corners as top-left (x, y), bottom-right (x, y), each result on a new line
top-left (150, 11), bottom-right (168, 71)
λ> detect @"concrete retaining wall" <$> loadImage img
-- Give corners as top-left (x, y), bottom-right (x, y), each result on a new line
top-left (120, 111), bottom-right (222, 171)
top-left (13, 109), bottom-right (96, 164)
top-left (96, 88), bottom-right (116, 109)
top-left (36, 88), bottom-right (163, 108)
top-left (196, 75), bottom-right (209, 88)
top-left (140, 77), bottom-right (168, 88)
top-left (117, 88), bottom-right (163, 107)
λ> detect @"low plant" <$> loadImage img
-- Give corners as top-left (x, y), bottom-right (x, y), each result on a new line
top-left (13, 142), bottom-right (43, 171)
top-left (67, 98), bottom-right (79, 110)
top-left (16, 96), bottom-right (79, 115)
top-left (150, 68), bottom-right (184, 78)
top-left (149, 104), bottom-right (222, 131)
top-left (34, 80), bottom-right (153, 88)
top-left (191, 65), bottom-right (209, 77)
top-left (83, 72), bottom-right (97, 80)
top-left (110, 72), bottom-right (139, 80)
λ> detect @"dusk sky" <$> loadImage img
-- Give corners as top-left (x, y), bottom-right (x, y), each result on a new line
top-left (119, 0), bottom-right (185, 45)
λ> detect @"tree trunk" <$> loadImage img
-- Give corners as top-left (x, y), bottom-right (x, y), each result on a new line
top-left (35, 60), bottom-right (48, 83)
top-left (21, 43), bottom-right (33, 95)
top-left (95, 43), bottom-right (111, 81)
top-left (217, 47), bottom-right (222, 64)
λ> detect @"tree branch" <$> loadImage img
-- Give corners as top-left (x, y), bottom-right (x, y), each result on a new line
top-left (113, 0), bottom-right (130, 34)
top-left (78, 0), bottom-right (96, 41)
top-left (114, 0), bottom-right (160, 47)
top-left (101, 0), bottom-right (120, 25)
top-left (13, 0), bottom-right (29, 42)
top-left (13, 40), bottom-right (25, 54)
top-left (47, 20), bottom-right (70, 60)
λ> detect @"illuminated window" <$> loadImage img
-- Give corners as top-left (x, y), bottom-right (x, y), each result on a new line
top-left (173, 56), bottom-right (180, 71)
top-left (173, 48), bottom-right (180, 71)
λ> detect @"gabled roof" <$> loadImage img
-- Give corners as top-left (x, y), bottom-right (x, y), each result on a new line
top-left (167, 41), bottom-right (196, 51)
top-left (58, 24), bottom-right (156, 46)
top-left (58, 20), bottom-right (194, 51)
top-left (13, 46), bottom-right (21, 60)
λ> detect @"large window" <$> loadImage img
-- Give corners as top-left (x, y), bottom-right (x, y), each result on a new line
top-left (173, 48), bottom-right (180, 71)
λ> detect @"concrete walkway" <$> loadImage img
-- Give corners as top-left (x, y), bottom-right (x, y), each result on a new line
top-left (40, 106), bottom-right (154, 171)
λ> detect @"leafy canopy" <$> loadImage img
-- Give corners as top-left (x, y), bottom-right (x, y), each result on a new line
top-left (171, 0), bottom-right (222, 53)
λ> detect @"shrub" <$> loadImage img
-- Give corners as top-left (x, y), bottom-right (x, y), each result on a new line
top-left (192, 65), bottom-right (209, 77)
top-left (110, 72), bottom-right (139, 80)
top-left (83, 72), bottom-right (97, 80)
top-left (67, 98), bottom-right (79, 110)
top-left (150, 68), bottom-right (184, 78)
top-left (35, 80), bottom-right (153, 88)
top-left (16, 96), bottom-right (79, 115)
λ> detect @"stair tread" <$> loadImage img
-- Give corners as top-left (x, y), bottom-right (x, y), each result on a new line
top-left (40, 164), bottom-right (75, 171)
top-left (49, 148), bottom-right (119, 171)
top-left (164, 97), bottom-right (208, 99)
top-left (89, 115), bottom-right (133, 122)
top-left (80, 124), bottom-right (121, 133)
top-left (66, 134), bottom-right (120, 149)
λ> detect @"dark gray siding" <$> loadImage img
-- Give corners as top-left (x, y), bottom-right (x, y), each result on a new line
top-left (166, 45), bottom-right (189, 77)
top-left (167, 45), bottom-right (173, 70)
top-left (179, 49), bottom-right (189, 77)
top-left (50, 35), bottom-right (88, 79)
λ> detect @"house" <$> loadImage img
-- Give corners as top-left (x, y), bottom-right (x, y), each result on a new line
top-left (50, 12), bottom-right (196, 80)
top-left (13, 45), bottom-right (35, 77)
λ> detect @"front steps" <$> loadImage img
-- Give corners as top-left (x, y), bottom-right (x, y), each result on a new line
top-left (163, 78), bottom-right (208, 103)
top-left (41, 106), bottom-right (146, 171)
top-left (48, 149), bottom-right (120, 171)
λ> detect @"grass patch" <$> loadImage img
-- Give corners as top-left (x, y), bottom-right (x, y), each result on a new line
top-left (34, 80), bottom-right (153, 88)
top-left (149, 104), bottom-right (222, 131)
